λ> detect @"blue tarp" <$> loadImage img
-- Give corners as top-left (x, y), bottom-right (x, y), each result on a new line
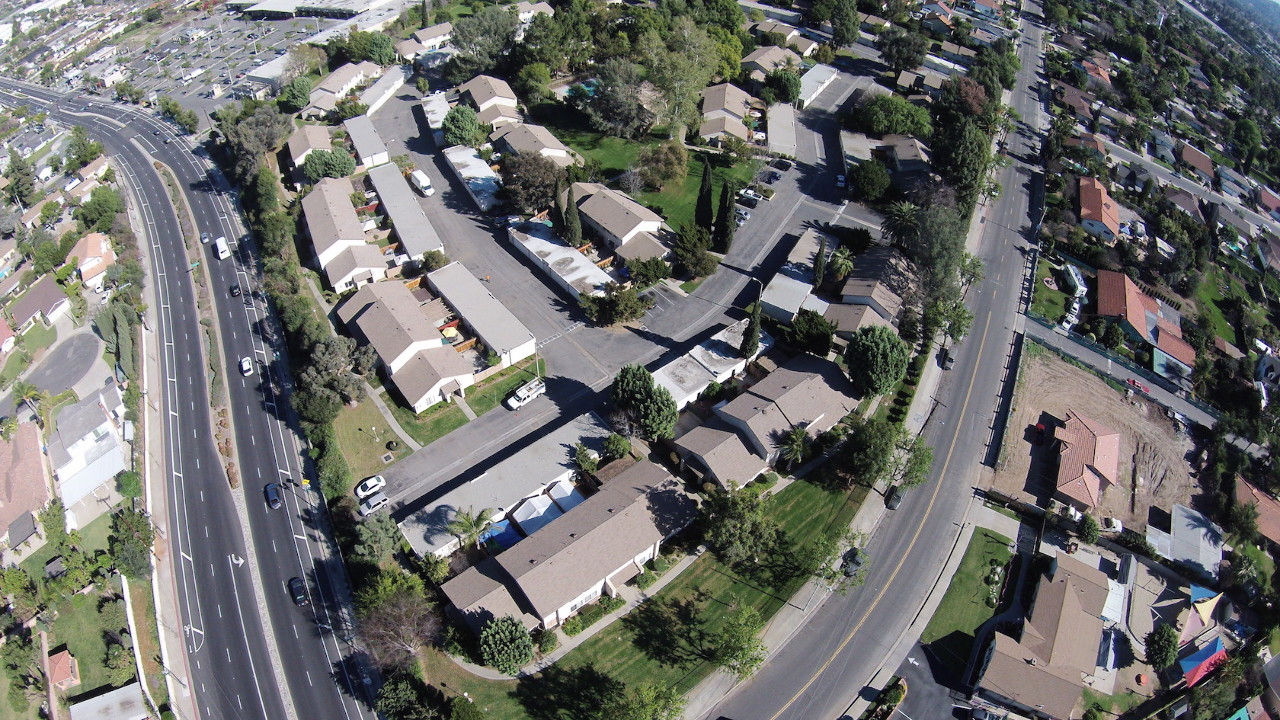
top-left (1190, 584), bottom-right (1215, 602)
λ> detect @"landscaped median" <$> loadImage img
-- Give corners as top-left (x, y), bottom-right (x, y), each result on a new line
top-left (416, 477), bottom-right (868, 719)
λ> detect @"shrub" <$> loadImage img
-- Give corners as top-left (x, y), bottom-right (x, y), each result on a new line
top-left (651, 556), bottom-right (672, 573)
top-left (562, 616), bottom-right (585, 636)
top-left (599, 595), bottom-right (625, 613)
top-left (536, 629), bottom-right (559, 654)
top-left (883, 683), bottom-right (905, 706)
top-left (635, 571), bottom-right (656, 590)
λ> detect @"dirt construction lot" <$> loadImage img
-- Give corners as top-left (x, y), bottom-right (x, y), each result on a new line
top-left (985, 348), bottom-right (1197, 531)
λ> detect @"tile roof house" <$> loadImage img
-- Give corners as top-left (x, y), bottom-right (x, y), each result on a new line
top-left (442, 460), bottom-right (697, 632)
top-left (1053, 411), bottom-right (1119, 510)
top-left (1258, 187), bottom-right (1280, 222)
top-left (975, 554), bottom-right (1108, 720)
top-left (490, 123), bottom-right (579, 168)
top-left (921, 11), bottom-right (953, 35)
top-left (699, 83), bottom-right (757, 145)
top-left (66, 231), bottom-right (117, 291)
top-left (301, 177), bottom-right (374, 284)
top-left (1053, 82), bottom-right (1095, 123)
top-left (1077, 57), bottom-right (1112, 88)
top-left (459, 75), bottom-right (520, 127)
top-left (567, 182), bottom-right (671, 262)
top-left (1064, 133), bottom-right (1106, 161)
top-left (838, 246), bottom-right (908, 326)
top-left (286, 124), bottom-right (331, 169)
top-left (395, 21), bottom-right (453, 60)
top-left (0, 422), bottom-right (49, 547)
top-left (48, 649), bottom-right (80, 691)
top-left (1163, 186), bottom-right (1204, 223)
top-left (752, 19), bottom-right (800, 43)
top-left (741, 46), bottom-right (800, 84)
top-left (971, 0), bottom-right (1001, 18)
top-left (1095, 270), bottom-right (1196, 383)
top-left (1077, 177), bottom-right (1120, 243)
top-left (337, 281), bottom-right (473, 413)
top-left (1179, 142), bottom-right (1216, 185)
top-left (1235, 477), bottom-right (1280, 547)
top-left (48, 384), bottom-right (127, 512)
top-left (8, 275), bottom-right (71, 333)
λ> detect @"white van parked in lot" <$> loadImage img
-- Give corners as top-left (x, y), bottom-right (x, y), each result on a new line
top-left (410, 169), bottom-right (435, 197)
top-left (213, 236), bottom-right (231, 260)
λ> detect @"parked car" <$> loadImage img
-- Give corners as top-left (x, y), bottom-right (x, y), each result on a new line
top-left (264, 483), bottom-right (282, 509)
top-left (1102, 517), bottom-right (1123, 533)
top-left (885, 486), bottom-right (904, 510)
top-left (772, 158), bottom-right (793, 171)
top-left (765, 170), bottom-right (782, 184)
top-left (736, 195), bottom-right (759, 209)
top-left (355, 475), bottom-right (386, 499)
top-left (504, 378), bottom-right (546, 410)
top-left (1126, 378), bottom-right (1149, 393)
top-left (358, 492), bottom-right (390, 516)
top-left (738, 188), bottom-right (763, 201)
top-left (288, 577), bottom-right (309, 606)
top-left (836, 174), bottom-right (847, 188)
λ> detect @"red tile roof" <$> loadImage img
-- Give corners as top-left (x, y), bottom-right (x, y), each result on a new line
top-left (48, 650), bottom-right (78, 688)
top-left (1081, 59), bottom-right (1111, 85)
top-left (1078, 177), bottom-right (1120, 237)
top-left (1156, 330), bottom-right (1197, 367)
top-left (1235, 477), bottom-right (1280, 545)
top-left (1055, 411), bottom-right (1120, 508)
top-left (0, 423), bottom-right (48, 541)
top-left (1259, 187), bottom-right (1280, 213)
top-left (1096, 270), bottom-right (1156, 327)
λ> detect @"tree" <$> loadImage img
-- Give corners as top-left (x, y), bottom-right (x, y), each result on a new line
top-left (713, 180), bottom-right (736, 253)
top-left (376, 672), bottom-right (439, 720)
top-left (1144, 624), bottom-right (1178, 668)
top-left (895, 435), bottom-right (934, 487)
top-left (674, 225), bottom-right (719, 278)
top-left (838, 417), bottom-right (901, 487)
top-left (360, 584), bottom-right (441, 669)
top-left (444, 6), bottom-right (519, 83)
top-left (695, 161), bottom-right (715, 230)
top-left (703, 490), bottom-right (782, 563)
top-left (0, 567), bottom-right (39, 622)
top-left (779, 426), bottom-right (811, 470)
top-left (278, 77), bottom-right (313, 112)
top-left (635, 18), bottom-right (717, 131)
top-left (562, 184), bottom-right (583, 246)
top-left (613, 681), bottom-right (686, 720)
top-left (355, 513), bottom-right (401, 564)
top-left (450, 699), bottom-right (486, 720)
top-left (115, 470), bottom-right (142, 499)
top-left (609, 364), bottom-right (677, 440)
top-left (13, 382), bottom-right (47, 428)
top-left (573, 58), bottom-right (654, 139)
top-left (932, 118), bottom-right (991, 213)
top-left (880, 201), bottom-right (920, 248)
top-left (908, 200), bottom-right (967, 304)
top-left (829, 246), bottom-right (854, 282)
top-left (637, 141), bottom-right (688, 190)
top-left (4, 151), bottom-right (35, 207)
top-left (765, 70), bottom-right (803, 105)
top-left (845, 326), bottom-right (910, 396)
top-left (579, 283), bottom-right (654, 326)
top-left (285, 45), bottom-right (328, 84)
top-left (447, 507), bottom-right (494, 551)
top-left (330, 29), bottom-right (397, 65)
top-left (830, 0), bottom-right (860, 47)
top-left (714, 606), bottom-right (767, 679)
top-left (851, 159), bottom-right (891, 201)
top-left (1227, 500), bottom-right (1260, 543)
top-left (301, 149), bottom-right (356, 183)
top-left (853, 95), bottom-right (933, 137)
top-left (108, 506), bottom-right (154, 578)
top-left (356, 569), bottom-right (426, 616)
top-left (786, 309), bottom-right (836, 356)
top-left (876, 29), bottom-right (927, 74)
top-left (480, 616), bottom-right (533, 675)
top-left (1232, 117), bottom-right (1262, 174)
top-left (514, 62), bottom-right (552, 103)
top-left (1078, 513), bottom-right (1100, 544)
top-left (604, 433), bottom-right (632, 461)
top-left (628, 257), bottom-right (670, 287)
top-left (501, 153), bottom-right (565, 213)
top-left (741, 302), bottom-right (761, 359)
top-left (814, 238), bottom-right (828, 287)
top-left (64, 126), bottom-right (103, 171)
top-left (105, 642), bottom-right (134, 685)
top-left (76, 185), bottom-right (125, 233)
top-left (333, 96), bottom-right (370, 122)
top-left (441, 105), bottom-right (484, 148)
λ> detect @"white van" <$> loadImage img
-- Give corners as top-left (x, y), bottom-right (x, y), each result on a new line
top-left (410, 169), bottom-right (435, 197)
top-left (213, 236), bottom-right (231, 260)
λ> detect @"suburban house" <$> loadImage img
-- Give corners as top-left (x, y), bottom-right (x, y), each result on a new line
top-left (490, 123), bottom-right (579, 168)
top-left (1163, 186), bottom-right (1205, 223)
top-left (1053, 410), bottom-right (1119, 510)
top-left (1053, 82), bottom-right (1095, 124)
top-left (940, 41), bottom-right (977, 64)
top-left (760, 227), bottom-right (830, 322)
top-left (1214, 203), bottom-right (1257, 240)
top-left (653, 318), bottom-right (772, 409)
top-left (1258, 235), bottom-right (1280, 277)
top-left (303, 60), bottom-right (381, 118)
top-left (1149, 129), bottom-right (1177, 165)
top-left (1146, 504), bottom-right (1224, 582)
top-left (680, 353), bottom-right (849, 471)
top-left (365, 163), bottom-right (444, 261)
top-left (48, 383), bottom-right (128, 516)
top-left (836, 246), bottom-right (908, 329)
top-left (48, 649), bottom-right (80, 692)
top-left (567, 182), bottom-right (671, 262)
top-left (1217, 165), bottom-right (1251, 200)
top-left (1116, 163), bottom-right (1154, 192)
top-left (442, 460), bottom-right (697, 633)
top-left (741, 46), bottom-right (800, 85)
top-left (458, 74), bottom-right (520, 128)
top-left (875, 135), bottom-right (933, 191)
top-left (426, 262), bottom-right (537, 368)
top-left (337, 281), bottom-right (474, 413)
top-left (1095, 269), bottom-right (1197, 384)
top-left (399, 412), bottom-right (613, 556)
top-left (506, 221), bottom-right (612, 300)
top-left (921, 11), bottom-right (953, 35)
top-left (1077, 177), bottom-right (1120, 243)
top-left (301, 177), bottom-right (389, 292)
top-left (752, 19), bottom-right (800, 44)
top-left (975, 554), bottom-right (1109, 720)
top-left (343, 115), bottom-right (389, 168)
top-left (515, 0), bottom-right (555, 26)
top-left (970, 0), bottom-right (1002, 19)
top-left (1234, 477), bottom-right (1280, 548)
top-left (395, 22), bottom-right (453, 60)
top-left (1179, 142), bottom-right (1216, 185)
top-left (860, 13), bottom-right (891, 32)
top-left (76, 156), bottom-right (109, 183)
top-left (1076, 57), bottom-right (1112, 89)
top-left (1064, 133), bottom-right (1106, 161)
top-left (0, 422), bottom-right (49, 548)
top-left (66, 231), bottom-right (117, 291)
top-left (286, 124), bottom-right (331, 169)
top-left (699, 83), bottom-right (757, 145)
top-left (68, 681), bottom-right (149, 720)
top-left (1257, 187), bottom-right (1280, 222)
top-left (360, 67), bottom-right (409, 116)
top-left (9, 275), bottom-right (71, 333)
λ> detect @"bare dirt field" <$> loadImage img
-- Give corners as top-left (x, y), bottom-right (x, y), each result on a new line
top-left (984, 346), bottom-right (1197, 531)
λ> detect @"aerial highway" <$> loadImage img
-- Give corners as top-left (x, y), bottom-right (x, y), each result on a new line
top-left (0, 78), bottom-right (376, 720)
top-left (704, 3), bottom-right (1051, 718)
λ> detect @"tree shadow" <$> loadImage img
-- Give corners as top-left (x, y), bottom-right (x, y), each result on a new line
top-left (330, 650), bottom-right (377, 709)
top-left (621, 596), bottom-right (713, 668)
top-left (514, 664), bottom-right (626, 720)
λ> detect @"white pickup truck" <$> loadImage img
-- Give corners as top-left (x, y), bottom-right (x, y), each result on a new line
top-left (504, 378), bottom-right (546, 410)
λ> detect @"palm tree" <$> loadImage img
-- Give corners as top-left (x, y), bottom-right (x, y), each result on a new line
top-left (880, 201), bottom-right (920, 249)
top-left (829, 247), bottom-right (855, 282)
top-left (447, 506), bottom-right (494, 552)
top-left (778, 426), bottom-right (811, 470)
top-left (13, 381), bottom-right (46, 429)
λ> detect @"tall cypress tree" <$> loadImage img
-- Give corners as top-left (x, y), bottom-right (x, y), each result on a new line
top-left (814, 237), bottom-right (827, 287)
top-left (714, 181), bottom-right (736, 253)
top-left (695, 161), bottom-right (715, 230)
top-left (740, 301), bottom-right (761, 359)
top-left (563, 185), bottom-right (582, 246)
top-left (421, 0), bottom-right (429, 27)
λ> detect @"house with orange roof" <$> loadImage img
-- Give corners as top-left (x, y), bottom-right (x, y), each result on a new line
top-left (1257, 186), bottom-right (1280, 223)
top-left (66, 231), bottom-right (117, 292)
top-left (1053, 410), bottom-right (1119, 510)
top-left (1064, 133), bottom-right (1106, 162)
top-left (0, 422), bottom-right (50, 548)
top-left (48, 649), bottom-right (80, 692)
top-left (1076, 57), bottom-right (1112, 89)
top-left (1077, 177), bottom-right (1119, 243)
top-left (1095, 269), bottom-right (1197, 385)
top-left (1234, 477), bottom-right (1280, 548)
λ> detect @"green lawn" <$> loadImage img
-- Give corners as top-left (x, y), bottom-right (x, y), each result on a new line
top-left (387, 400), bottom-right (468, 447)
top-left (18, 318), bottom-right (58, 355)
top-left (0, 349), bottom-right (31, 387)
top-left (333, 399), bottom-right (411, 485)
top-left (1031, 258), bottom-right (1071, 322)
top-left (0, 664), bottom-right (42, 719)
top-left (1081, 686), bottom-right (1146, 716)
top-left (21, 511), bottom-right (114, 586)
top-left (538, 108), bottom-right (665, 177)
top-left (920, 528), bottom-right (1014, 670)
top-left (50, 586), bottom-right (127, 697)
top-left (1194, 266), bottom-right (1243, 346)
top-left (419, 478), bottom-right (867, 718)
top-left (1235, 537), bottom-right (1276, 591)
top-left (465, 359), bottom-right (546, 417)
top-left (639, 153), bottom-right (757, 233)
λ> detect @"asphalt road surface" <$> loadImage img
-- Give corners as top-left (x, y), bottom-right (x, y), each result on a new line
top-left (704, 5), bottom-right (1052, 719)
top-left (0, 331), bottom-right (100, 417)
top-left (0, 79), bottom-right (377, 720)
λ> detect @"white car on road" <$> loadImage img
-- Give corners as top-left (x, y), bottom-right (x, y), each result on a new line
top-left (239, 357), bottom-right (253, 376)
top-left (355, 475), bottom-right (386, 499)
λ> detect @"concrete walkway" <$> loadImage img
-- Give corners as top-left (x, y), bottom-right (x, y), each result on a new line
top-left (455, 396), bottom-right (478, 421)
top-left (366, 386), bottom-right (421, 451)
top-left (449, 552), bottom-right (700, 679)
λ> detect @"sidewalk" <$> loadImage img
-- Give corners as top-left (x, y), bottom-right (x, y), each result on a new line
top-left (448, 552), bottom-right (700, 679)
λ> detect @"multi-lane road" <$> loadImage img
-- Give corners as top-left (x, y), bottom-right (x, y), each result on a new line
top-left (0, 79), bottom-right (375, 720)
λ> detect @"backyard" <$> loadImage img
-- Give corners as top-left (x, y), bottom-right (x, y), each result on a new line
top-left (48, 578), bottom-right (130, 700)
top-left (1193, 265), bottom-right (1244, 346)
top-left (21, 511), bottom-right (113, 586)
top-left (637, 152), bottom-right (758, 234)
top-left (416, 477), bottom-right (869, 718)
top-left (919, 528), bottom-right (1014, 679)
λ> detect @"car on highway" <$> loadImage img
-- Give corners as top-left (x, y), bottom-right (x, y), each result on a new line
top-left (239, 357), bottom-right (254, 376)
top-left (355, 475), bottom-right (386, 499)
top-left (200, 232), bottom-right (211, 244)
top-left (358, 492), bottom-right (390, 517)
top-left (287, 577), bottom-right (309, 606)
top-left (230, 283), bottom-right (241, 297)
top-left (264, 483), bottom-right (283, 509)
top-left (1126, 378), bottom-right (1149, 393)
top-left (885, 485), bottom-right (904, 510)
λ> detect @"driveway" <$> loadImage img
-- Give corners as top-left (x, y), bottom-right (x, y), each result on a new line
top-left (0, 331), bottom-right (101, 418)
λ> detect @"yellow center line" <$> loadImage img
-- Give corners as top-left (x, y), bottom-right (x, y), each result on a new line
top-left (767, 308), bottom-right (997, 720)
